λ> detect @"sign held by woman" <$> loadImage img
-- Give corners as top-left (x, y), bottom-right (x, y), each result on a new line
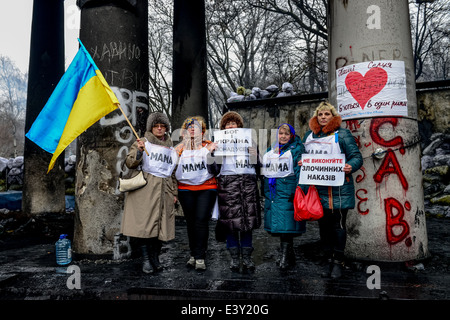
top-left (299, 154), bottom-right (346, 186)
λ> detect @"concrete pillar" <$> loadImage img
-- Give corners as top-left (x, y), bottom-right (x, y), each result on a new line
top-left (74, 0), bottom-right (149, 255)
top-left (172, 0), bottom-right (209, 131)
top-left (23, 0), bottom-right (66, 215)
top-left (328, 0), bottom-right (429, 261)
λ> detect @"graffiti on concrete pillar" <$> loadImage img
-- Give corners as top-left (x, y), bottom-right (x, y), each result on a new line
top-left (384, 197), bottom-right (411, 246)
top-left (85, 38), bottom-right (149, 194)
top-left (99, 86), bottom-right (148, 186)
top-left (90, 41), bottom-right (142, 63)
top-left (373, 149), bottom-right (409, 190)
top-left (356, 187), bottom-right (369, 215)
top-left (346, 117), bottom-right (412, 246)
top-left (370, 118), bottom-right (404, 149)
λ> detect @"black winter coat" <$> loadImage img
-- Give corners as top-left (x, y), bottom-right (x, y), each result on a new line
top-left (209, 158), bottom-right (262, 239)
top-left (217, 174), bottom-right (262, 233)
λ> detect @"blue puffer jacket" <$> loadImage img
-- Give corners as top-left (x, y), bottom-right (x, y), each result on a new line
top-left (301, 116), bottom-right (363, 210)
top-left (263, 135), bottom-right (306, 234)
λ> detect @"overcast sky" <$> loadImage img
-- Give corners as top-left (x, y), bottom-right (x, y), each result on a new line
top-left (0, 0), bottom-right (80, 74)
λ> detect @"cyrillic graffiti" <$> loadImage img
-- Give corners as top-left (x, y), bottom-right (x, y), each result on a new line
top-left (347, 117), bottom-right (412, 246)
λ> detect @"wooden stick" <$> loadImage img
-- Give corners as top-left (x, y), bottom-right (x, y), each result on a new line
top-left (117, 104), bottom-right (149, 156)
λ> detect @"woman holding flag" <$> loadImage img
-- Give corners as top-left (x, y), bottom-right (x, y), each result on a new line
top-left (262, 123), bottom-right (306, 270)
top-left (298, 102), bottom-right (362, 279)
top-left (120, 112), bottom-right (178, 274)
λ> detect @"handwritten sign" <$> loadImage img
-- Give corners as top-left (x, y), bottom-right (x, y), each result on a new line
top-left (142, 142), bottom-right (178, 178)
top-left (175, 148), bottom-right (213, 185)
top-left (336, 60), bottom-right (408, 120)
top-left (261, 150), bottom-right (294, 178)
top-left (213, 128), bottom-right (252, 156)
top-left (299, 154), bottom-right (346, 186)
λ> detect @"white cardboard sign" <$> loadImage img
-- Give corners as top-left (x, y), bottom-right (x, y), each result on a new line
top-left (299, 154), bottom-right (346, 186)
top-left (336, 60), bottom-right (408, 120)
top-left (213, 128), bottom-right (252, 156)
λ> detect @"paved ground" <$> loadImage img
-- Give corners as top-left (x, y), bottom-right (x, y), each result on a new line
top-left (0, 213), bottom-right (448, 315)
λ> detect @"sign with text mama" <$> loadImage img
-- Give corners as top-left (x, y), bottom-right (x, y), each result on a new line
top-left (299, 154), bottom-right (346, 186)
top-left (213, 128), bottom-right (253, 156)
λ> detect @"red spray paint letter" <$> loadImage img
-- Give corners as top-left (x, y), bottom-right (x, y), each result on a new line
top-left (370, 118), bottom-right (404, 148)
top-left (384, 197), bottom-right (410, 245)
top-left (373, 149), bottom-right (408, 190)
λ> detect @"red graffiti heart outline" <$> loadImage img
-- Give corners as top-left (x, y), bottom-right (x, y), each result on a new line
top-left (345, 67), bottom-right (388, 109)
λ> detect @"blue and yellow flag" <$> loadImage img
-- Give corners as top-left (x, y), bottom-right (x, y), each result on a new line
top-left (26, 39), bottom-right (119, 172)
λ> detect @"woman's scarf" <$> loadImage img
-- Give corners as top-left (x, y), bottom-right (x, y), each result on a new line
top-left (183, 118), bottom-right (203, 150)
top-left (268, 123), bottom-right (296, 199)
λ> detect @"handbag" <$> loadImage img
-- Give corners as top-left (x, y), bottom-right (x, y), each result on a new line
top-left (294, 185), bottom-right (323, 221)
top-left (118, 161), bottom-right (147, 193)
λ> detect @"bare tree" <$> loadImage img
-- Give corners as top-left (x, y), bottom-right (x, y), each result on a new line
top-left (144, 0), bottom-right (449, 129)
top-left (206, 1), bottom-right (296, 125)
top-left (247, 0), bottom-right (328, 92)
top-left (0, 56), bottom-right (27, 157)
top-left (410, 0), bottom-right (450, 80)
top-left (206, 1), bottom-right (288, 94)
top-left (250, 0), bottom-right (327, 40)
top-left (147, 0), bottom-right (174, 118)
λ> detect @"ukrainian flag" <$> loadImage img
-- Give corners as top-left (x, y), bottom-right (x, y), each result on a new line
top-left (26, 39), bottom-right (120, 172)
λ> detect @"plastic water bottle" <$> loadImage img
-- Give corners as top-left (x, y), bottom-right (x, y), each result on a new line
top-left (55, 234), bottom-right (72, 265)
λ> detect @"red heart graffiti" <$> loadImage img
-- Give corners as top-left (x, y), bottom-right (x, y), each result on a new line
top-left (345, 67), bottom-right (388, 109)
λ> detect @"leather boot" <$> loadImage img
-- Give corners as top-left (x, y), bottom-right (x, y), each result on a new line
top-left (140, 246), bottom-right (152, 274)
top-left (331, 260), bottom-right (343, 279)
top-left (147, 240), bottom-right (163, 272)
top-left (279, 242), bottom-right (293, 270)
top-left (321, 258), bottom-right (333, 278)
top-left (228, 247), bottom-right (241, 271)
top-left (288, 244), bottom-right (296, 266)
top-left (154, 239), bottom-right (163, 271)
top-left (241, 247), bottom-right (255, 271)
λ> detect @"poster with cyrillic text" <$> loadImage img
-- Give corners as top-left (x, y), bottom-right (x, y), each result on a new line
top-left (213, 128), bottom-right (252, 156)
top-left (299, 154), bottom-right (346, 186)
top-left (336, 60), bottom-right (408, 120)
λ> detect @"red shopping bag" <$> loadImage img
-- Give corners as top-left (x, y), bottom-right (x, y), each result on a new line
top-left (294, 186), bottom-right (307, 220)
top-left (294, 185), bottom-right (323, 221)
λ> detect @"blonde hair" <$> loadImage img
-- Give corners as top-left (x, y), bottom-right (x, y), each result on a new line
top-left (278, 124), bottom-right (291, 134)
top-left (313, 101), bottom-right (338, 117)
top-left (181, 116), bottom-right (207, 134)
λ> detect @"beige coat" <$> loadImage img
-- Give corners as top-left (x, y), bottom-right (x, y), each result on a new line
top-left (120, 131), bottom-right (177, 241)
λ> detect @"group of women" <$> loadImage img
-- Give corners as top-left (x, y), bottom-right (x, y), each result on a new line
top-left (120, 102), bottom-right (362, 279)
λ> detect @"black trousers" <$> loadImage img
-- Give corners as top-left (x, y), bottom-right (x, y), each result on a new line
top-left (178, 189), bottom-right (217, 260)
top-left (318, 208), bottom-right (348, 261)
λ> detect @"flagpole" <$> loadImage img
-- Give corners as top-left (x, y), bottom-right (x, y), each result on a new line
top-left (117, 104), bottom-right (149, 156)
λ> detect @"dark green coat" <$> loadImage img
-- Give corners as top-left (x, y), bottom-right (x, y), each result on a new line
top-left (263, 135), bottom-right (306, 234)
top-left (301, 127), bottom-right (363, 210)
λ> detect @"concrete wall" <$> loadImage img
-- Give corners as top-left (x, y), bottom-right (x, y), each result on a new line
top-left (417, 82), bottom-right (450, 218)
top-left (226, 82), bottom-right (449, 149)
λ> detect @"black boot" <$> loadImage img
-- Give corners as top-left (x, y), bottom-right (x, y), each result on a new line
top-left (321, 258), bottom-right (333, 278)
top-left (154, 239), bottom-right (163, 271)
top-left (241, 247), bottom-right (255, 271)
top-left (331, 260), bottom-right (343, 279)
top-left (140, 246), bottom-right (152, 274)
top-left (228, 247), bottom-right (241, 271)
top-left (288, 244), bottom-right (296, 267)
top-left (147, 240), bottom-right (163, 273)
top-left (279, 242), bottom-right (293, 270)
